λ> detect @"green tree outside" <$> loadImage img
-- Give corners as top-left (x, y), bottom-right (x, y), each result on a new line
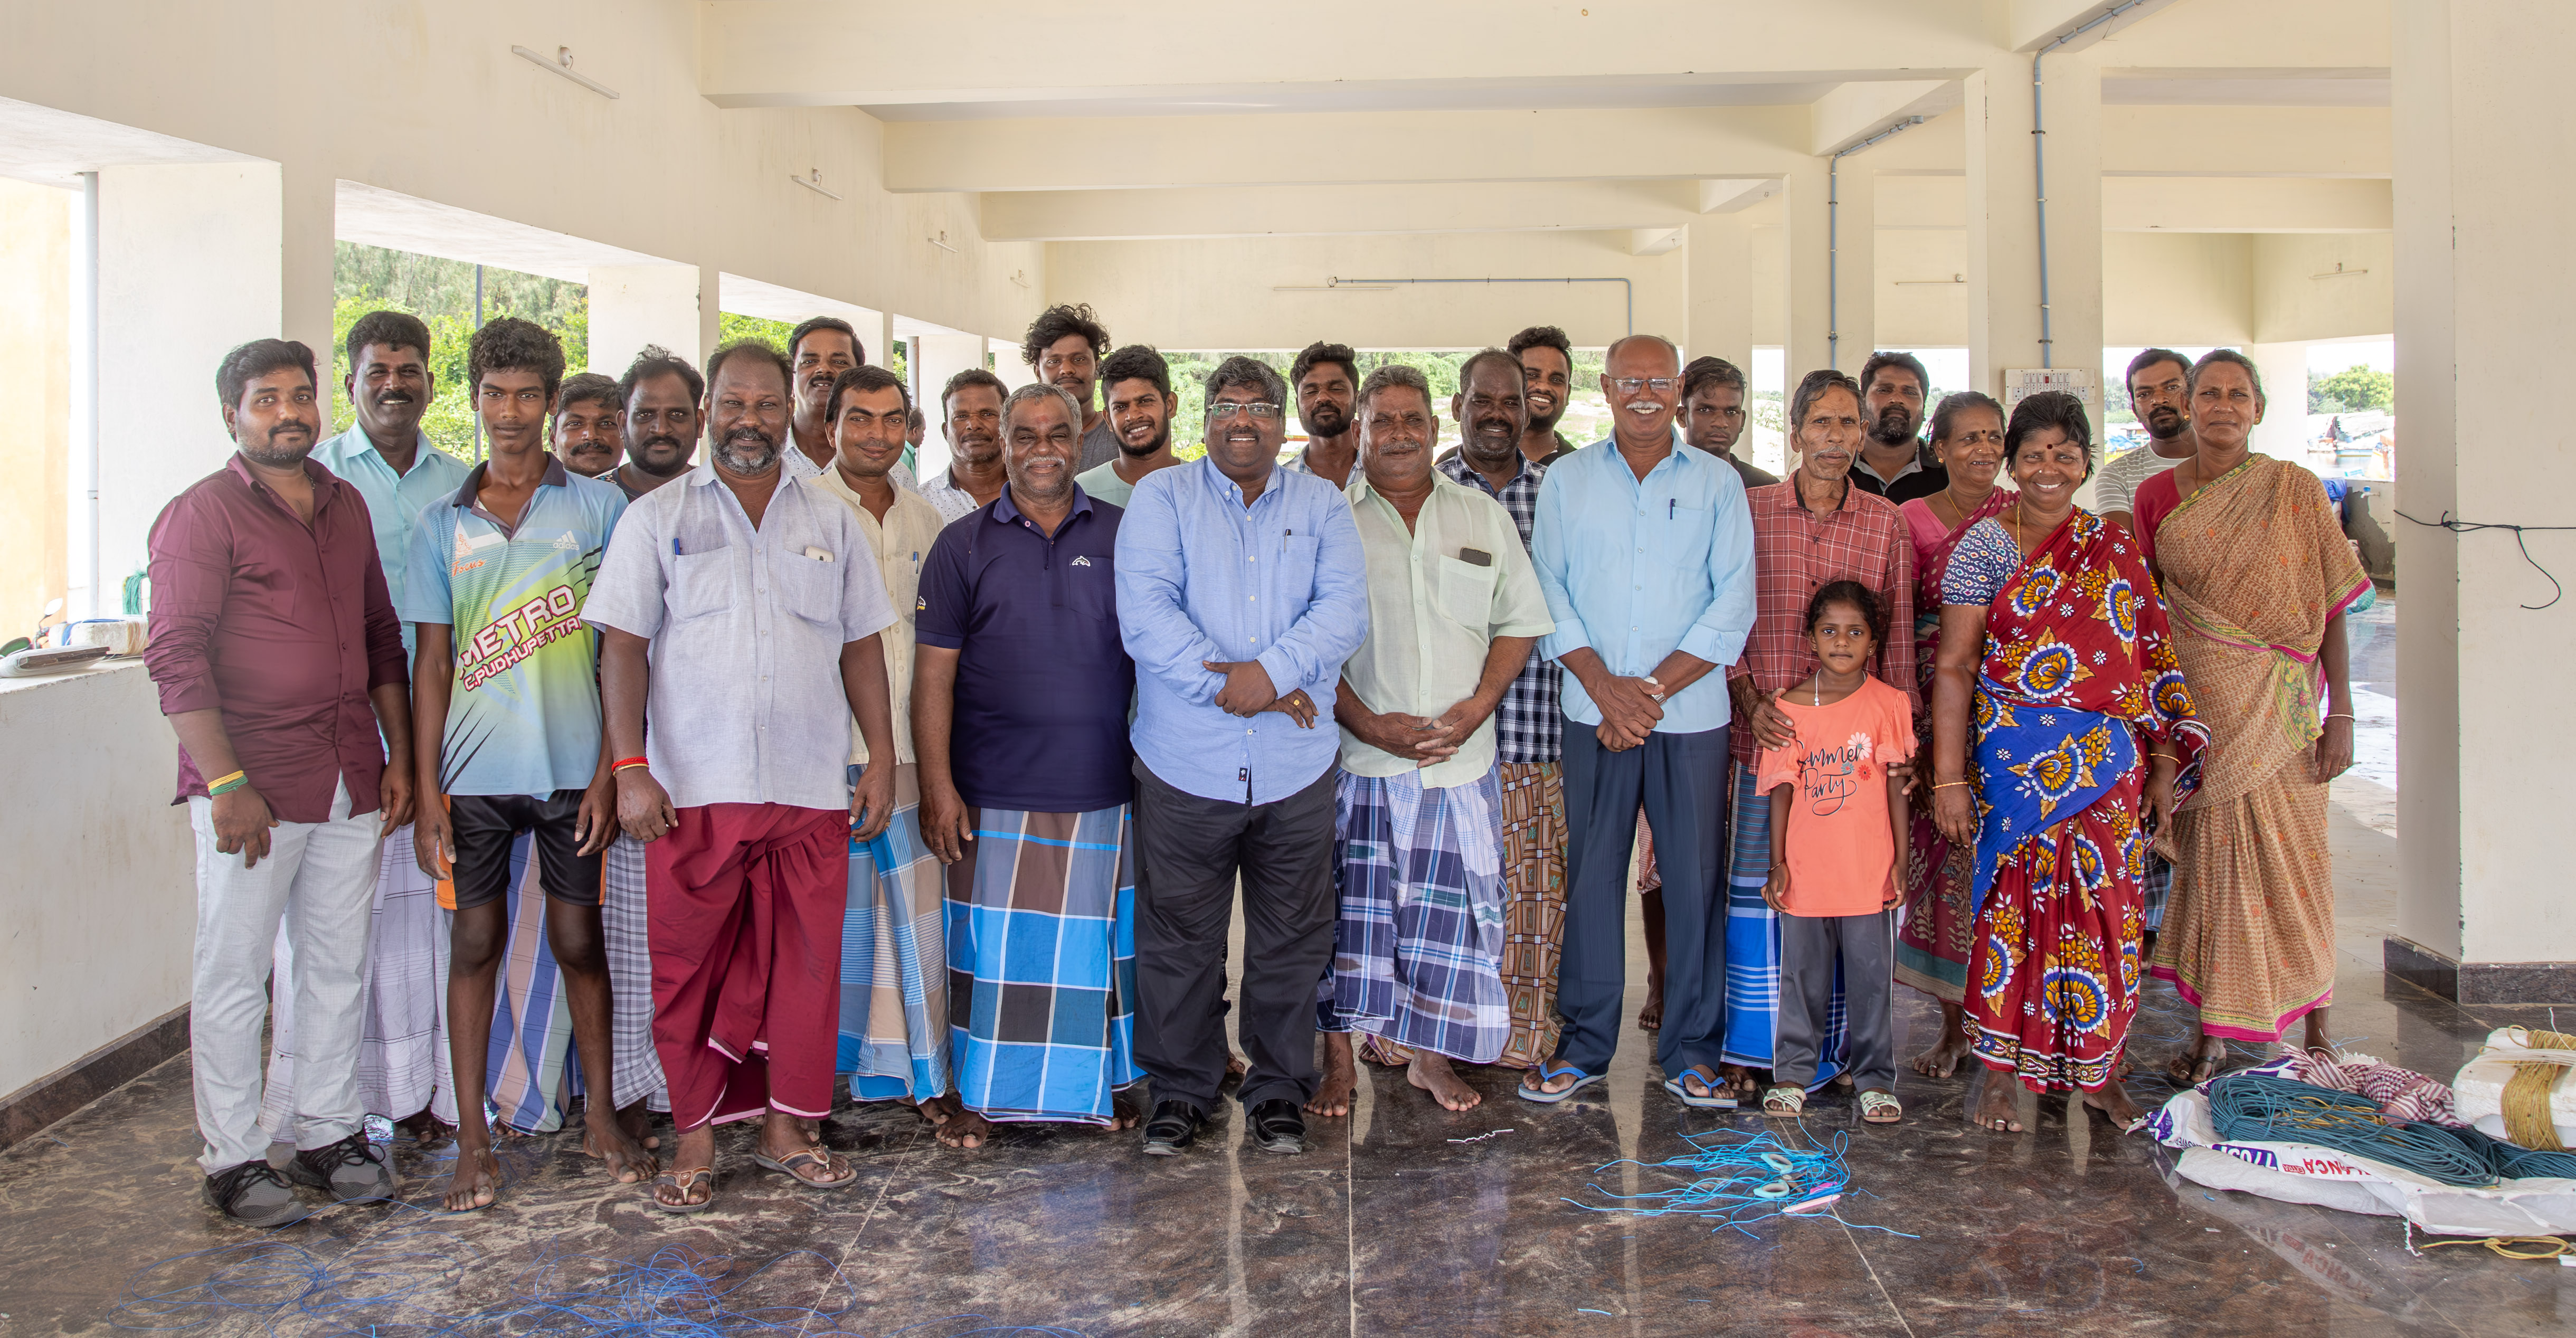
top-left (331, 243), bottom-right (588, 461)
top-left (2311, 364), bottom-right (2394, 414)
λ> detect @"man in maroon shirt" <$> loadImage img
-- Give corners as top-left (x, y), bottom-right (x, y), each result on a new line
top-left (145, 338), bottom-right (416, 1226)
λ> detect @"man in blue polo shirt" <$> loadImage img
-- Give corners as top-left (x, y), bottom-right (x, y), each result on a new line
top-left (403, 318), bottom-right (656, 1210)
top-left (913, 383), bottom-right (1139, 1150)
top-left (1117, 356), bottom-right (1368, 1158)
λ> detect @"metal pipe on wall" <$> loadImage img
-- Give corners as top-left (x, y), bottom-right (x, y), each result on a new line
top-left (1326, 276), bottom-right (1635, 337)
top-left (2032, 0), bottom-right (2152, 369)
top-left (72, 170), bottom-right (100, 616)
top-left (1826, 116), bottom-right (1924, 373)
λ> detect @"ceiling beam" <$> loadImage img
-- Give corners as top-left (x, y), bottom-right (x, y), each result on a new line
top-left (1809, 80), bottom-right (1957, 156)
top-left (2102, 176), bottom-right (2391, 233)
top-left (979, 180), bottom-right (1699, 243)
top-left (699, 1), bottom-right (2004, 111)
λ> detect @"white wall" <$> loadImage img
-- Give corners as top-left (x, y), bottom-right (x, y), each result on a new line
top-left (0, 663), bottom-right (195, 1099)
top-left (2252, 233), bottom-right (2395, 344)
top-left (2104, 232), bottom-right (2253, 347)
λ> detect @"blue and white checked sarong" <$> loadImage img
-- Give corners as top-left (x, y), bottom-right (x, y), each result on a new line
top-left (944, 804), bottom-right (1142, 1124)
top-left (1719, 762), bottom-right (1850, 1088)
top-left (1319, 767), bottom-right (1510, 1065)
top-left (840, 763), bottom-right (952, 1103)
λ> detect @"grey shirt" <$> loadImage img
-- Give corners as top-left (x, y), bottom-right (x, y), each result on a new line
top-left (1077, 416), bottom-right (1121, 473)
top-left (584, 463), bottom-right (898, 812)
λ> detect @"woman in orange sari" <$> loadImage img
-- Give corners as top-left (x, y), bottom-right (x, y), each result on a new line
top-left (1931, 392), bottom-right (2205, 1134)
top-left (1892, 392), bottom-right (2013, 1077)
top-left (2134, 351), bottom-right (2370, 1083)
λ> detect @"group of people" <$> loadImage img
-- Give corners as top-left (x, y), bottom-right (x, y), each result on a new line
top-left (149, 300), bottom-right (2368, 1225)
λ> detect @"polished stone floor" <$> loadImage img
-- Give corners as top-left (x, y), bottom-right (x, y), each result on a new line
top-left (7, 594), bottom-right (2573, 1336)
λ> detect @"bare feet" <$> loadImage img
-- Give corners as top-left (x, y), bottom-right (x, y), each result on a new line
top-left (935, 1107), bottom-right (994, 1149)
top-left (2082, 1080), bottom-right (2147, 1132)
top-left (1637, 977), bottom-right (1664, 1032)
top-left (443, 1140), bottom-right (501, 1212)
top-left (917, 1092), bottom-right (963, 1128)
top-left (582, 1113), bottom-right (660, 1186)
top-left (1408, 1052), bottom-right (1481, 1112)
top-left (1226, 1052), bottom-right (1251, 1080)
top-left (1972, 1075), bottom-right (2025, 1133)
top-left (653, 1125), bottom-right (716, 1210)
top-left (2303, 1007), bottom-right (2333, 1057)
top-left (1306, 1032), bottom-right (1358, 1117)
top-left (397, 1108), bottom-right (452, 1150)
top-left (1722, 1065), bottom-right (1764, 1098)
top-left (616, 1101), bottom-right (660, 1151)
top-left (1110, 1090), bottom-right (1147, 1132)
top-left (1909, 1002), bottom-right (1972, 1078)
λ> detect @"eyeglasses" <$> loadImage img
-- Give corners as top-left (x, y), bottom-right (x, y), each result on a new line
top-left (1607, 377), bottom-right (1681, 394)
top-left (1207, 401), bottom-right (1284, 420)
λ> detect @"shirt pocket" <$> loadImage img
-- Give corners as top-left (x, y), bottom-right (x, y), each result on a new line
top-left (1652, 504), bottom-right (1715, 571)
top-left (776, 551), bottom-right (845, 630)
top-left (1435, 554), bottom-right (1498, 631)
top-left (1067, 554), bottom-right (1117, 622)
top-left (1275, 532), bottom-right (1321, 607)
top-left (669, 548), bottom-right (734, 621)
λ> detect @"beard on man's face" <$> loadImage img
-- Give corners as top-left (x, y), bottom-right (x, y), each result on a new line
top-left (1869, 405), bottom-right (1918, 447)
top-left (713, 424), bottom-right (780, 473)
top-left (2143, 404), bottom-right (2187, 440)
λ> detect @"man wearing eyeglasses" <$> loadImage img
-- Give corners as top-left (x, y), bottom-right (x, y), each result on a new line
top-left (1524, 335), bottom-right (1755, 1111)
top-left (1116, 356), bottom-right (1369, 1159)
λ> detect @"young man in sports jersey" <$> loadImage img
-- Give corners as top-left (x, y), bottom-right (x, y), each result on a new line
top-left (403, 318), bottom-right (658, 1211)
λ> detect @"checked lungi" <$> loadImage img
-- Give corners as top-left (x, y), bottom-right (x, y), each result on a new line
top-left (648, 803), bottom-right (849, 1128)
top-left (1320, 768), bottom-right (1510, 1065)
top-left (840, 763), bottom-right (951, 1103)
top-left (944, 805), bottom-right (1142, 1125)
top-left (602, 834), bottom-right (669, 1112)
top-left (1360, 760), bottom-right (1566, 1070)
top-left (1718, 762), bottom-right (1851, 1089)
top-left (261, 823), bottom-right (454, 1137)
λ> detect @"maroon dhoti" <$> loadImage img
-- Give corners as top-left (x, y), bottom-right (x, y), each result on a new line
top-left (646, 802), bottom-right (849, 1128)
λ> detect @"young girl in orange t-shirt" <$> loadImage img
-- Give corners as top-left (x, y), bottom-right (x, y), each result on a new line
top-left (1756, 581), bottom-right (1912, 1124)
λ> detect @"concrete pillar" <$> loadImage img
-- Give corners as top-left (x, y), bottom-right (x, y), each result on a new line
top-left (990, 337), bottom-right (1037, 392)
top-left (1684, 214), bottom-right (1754, 375)
top-left (876, 311), bottom-right (898, 376)
top-left (587, 264), bottom-right (716, 375)
top-left (1781, 160), bottom-right (1832, 379)
top-left (912, 331), bottom-right (986, 483)
top-left (98, 162), bottom-right (284, 602)
top-left (2246, 340), bottom-right (2311, 465)
top-left (1827, 161), bottom-right (1877, 375)
top-left (1964, 53), bottom-right (2105, 414)
top-left (2390, 0), bottom-right (2576, 991)
top-left (0, 178), bottom-right (71, 637)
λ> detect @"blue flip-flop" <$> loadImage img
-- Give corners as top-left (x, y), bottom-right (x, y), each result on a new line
top-left (1663, 1065), bottom-right (1738, 1109)
top-left (1517, 1059), bottom-right (1605, 1104)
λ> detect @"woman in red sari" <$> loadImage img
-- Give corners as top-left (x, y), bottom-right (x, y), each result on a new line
top-left (1892, 392), bottom-right (2013, 1077)
top-left (1930, 393), bottom-right (2205, 1135)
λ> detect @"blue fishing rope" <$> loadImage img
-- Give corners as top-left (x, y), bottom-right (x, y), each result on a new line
top-left (1562, 1126), bottom-right (1920, 1239)
top-left (2205, 1073), bottom-right (2576, 1187)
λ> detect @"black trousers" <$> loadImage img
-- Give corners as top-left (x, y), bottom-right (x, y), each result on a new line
top-left (1131, 761), bottom-right (1339, 1112)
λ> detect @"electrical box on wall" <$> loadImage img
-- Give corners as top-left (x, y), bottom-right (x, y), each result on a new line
top-left (2002, 368), bottom-right (2096, 410)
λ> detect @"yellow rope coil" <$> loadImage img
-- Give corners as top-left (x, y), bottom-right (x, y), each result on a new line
top-left (2502, 1028), bottom-right (2576, 1154)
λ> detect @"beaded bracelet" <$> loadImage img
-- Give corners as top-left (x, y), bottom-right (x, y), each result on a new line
top-left (207, 771), bottom-right (249, 796)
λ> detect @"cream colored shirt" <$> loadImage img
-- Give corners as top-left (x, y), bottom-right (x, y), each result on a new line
top-left (1337, 472), bottom-right (1554, 788)
top-left (807, 467), bottom-right (945, 765)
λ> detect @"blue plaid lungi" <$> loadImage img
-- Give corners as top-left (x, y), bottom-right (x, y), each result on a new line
top-left (1319, 767), bottom-right (1510, 1065)
top-left (944, 804), bottom-right (1142, 1125)
top-left (1719, 761), bottom-right (1850, 1088)
top-left (840, 763), bottom-right (951, 1103)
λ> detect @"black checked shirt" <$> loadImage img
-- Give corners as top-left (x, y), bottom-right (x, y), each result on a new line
top-left (1437, 452), bottom-right (1561, 765)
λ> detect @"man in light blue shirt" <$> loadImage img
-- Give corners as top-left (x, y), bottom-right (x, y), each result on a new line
top-left (1116, 356), bottom-right (1368, 1158)
top-left (312, 310), bottom-right (471, 655)
top-left (1523, 334), bottom-right (1755, 1109)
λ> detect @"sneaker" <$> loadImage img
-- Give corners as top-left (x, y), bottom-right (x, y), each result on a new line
top-left (203, 1160), bottom-right (308, 1227)
top-left (285, 1131), bottom-right (396, 1201)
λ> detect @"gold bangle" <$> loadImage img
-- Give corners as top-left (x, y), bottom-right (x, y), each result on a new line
top-left (1933, 780), bottom-right (1970, 790)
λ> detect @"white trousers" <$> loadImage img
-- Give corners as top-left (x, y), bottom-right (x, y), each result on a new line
top-left (188, 779), bottom-right (383, 1172)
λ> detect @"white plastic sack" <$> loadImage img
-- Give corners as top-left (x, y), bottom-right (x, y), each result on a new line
top-left (2149, 1086), bottom-right (2576, 1237)
top-left (2451, 1027), bottom-right (2576, 1149)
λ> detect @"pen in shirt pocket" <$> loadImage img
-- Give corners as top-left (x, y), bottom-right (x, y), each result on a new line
top-left (1668, 499), bottom-right (1675, 519)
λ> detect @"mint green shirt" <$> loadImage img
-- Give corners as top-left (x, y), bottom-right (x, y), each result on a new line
top-left (311, 425), bottom-right (471, 652)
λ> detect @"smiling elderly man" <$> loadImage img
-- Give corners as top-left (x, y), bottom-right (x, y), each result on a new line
top-left (1718, 368), bottom-right (1916, 1101)
top-left (1523, 334), bottom-right (1755, 1111)
top-left (1311, 364), bottom-right (1551, 1116)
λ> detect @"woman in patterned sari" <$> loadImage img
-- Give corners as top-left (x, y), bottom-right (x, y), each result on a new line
top-left (1931, 392), bottom-right (2206, 1134)
top-left (1892, 391), bottom-right (2014, 1077)
top-left (2133, 351), bottom-right (2369, 1083)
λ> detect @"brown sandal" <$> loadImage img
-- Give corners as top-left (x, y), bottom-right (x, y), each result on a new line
top-left (751, 1146), bottom-right (857, 1189)
top-left (651, 1166), bottom-right (715, 1213)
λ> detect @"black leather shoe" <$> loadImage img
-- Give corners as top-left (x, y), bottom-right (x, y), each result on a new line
top-left (285, 1131), bottom-right (395, 1202)
top-left (1248, 1098), bottom-right (1306, 1155)
top-left (1142, 1100), bottom-right (1208, 1156)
